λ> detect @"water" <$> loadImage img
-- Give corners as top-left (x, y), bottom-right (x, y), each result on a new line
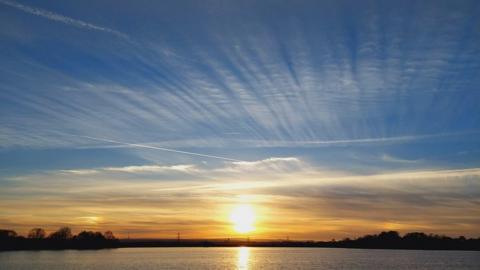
top-left (0, 247), bottom-right (479, 269)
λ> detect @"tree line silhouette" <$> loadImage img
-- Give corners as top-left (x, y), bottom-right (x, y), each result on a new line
top-left (0, 227), bottom-right (119, 250)
top-left (324, 231), bottom-right (480, 250)
top-left (1, 229), bottom-right (479, 251)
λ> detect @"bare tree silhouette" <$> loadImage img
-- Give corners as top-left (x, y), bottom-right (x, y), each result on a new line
top-left (0, 229), bottom-right (17, 239)
top-left (104, 231), bottom-right (116, 240)
top-left (75, 231), bottom-right (105, 241)
top-left (28, 228), bottom-right (46, 239)
top-left (48, 227), bottom-right (72, 240)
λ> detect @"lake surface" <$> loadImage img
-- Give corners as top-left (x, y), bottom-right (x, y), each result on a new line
top-left (0, 247), bottom-right (479, 269)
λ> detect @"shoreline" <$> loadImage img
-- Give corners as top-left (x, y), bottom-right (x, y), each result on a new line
top-left (3, 230), bottom-right (479, 252)
top-left (2, 242), bottom-right (480, 252)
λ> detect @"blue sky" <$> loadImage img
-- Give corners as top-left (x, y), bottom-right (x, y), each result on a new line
top-left (0, 0), bottom-right (479, 238)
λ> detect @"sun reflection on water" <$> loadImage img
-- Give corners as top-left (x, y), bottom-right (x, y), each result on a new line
top-left (237, 247), bottom-right (249, 270)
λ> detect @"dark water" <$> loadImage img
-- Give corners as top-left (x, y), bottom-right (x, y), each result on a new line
top-left (0, 247), bottom-right (479, 269)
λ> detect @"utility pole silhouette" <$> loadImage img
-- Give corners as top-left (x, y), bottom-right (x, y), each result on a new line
top-left (177, 232), bottom-right (180, 242)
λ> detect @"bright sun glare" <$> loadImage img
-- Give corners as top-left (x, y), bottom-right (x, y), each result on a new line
top-left (230, 204), bottom-right (255, 234)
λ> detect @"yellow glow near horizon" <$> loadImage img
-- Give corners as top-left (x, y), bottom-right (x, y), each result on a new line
top-left (230, 204), bottom-right (255, 234)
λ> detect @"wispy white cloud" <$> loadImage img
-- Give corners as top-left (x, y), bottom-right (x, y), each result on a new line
top-left (380, 154), bottom-right (422, 164)
top-left (0, 1), bottom-right (478, 174)
top-left (58, 169), bottom-right (98, 175)
top-left (57, 164), bottom-right (198, 175)
top-left (44, 157), bottom-right (305, 177)
top-left (227, 157), bottom-right (306, 173)
top-left (103, 164), bottom-right (197, 173)
top-left (266, 131), bottom-right (480, 146)
top-left (2, 159), bottom-right (480, 238)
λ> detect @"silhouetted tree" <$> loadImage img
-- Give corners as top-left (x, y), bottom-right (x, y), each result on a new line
top-left (28, 228), bottom-right (46, 239)
top-left (75, 231), bottom-right (105, 241)
top-left (48, 227), bottom-right (72, 240)
top-left (403, 232), bottom-right (428, 240)
top-left (378, 231), bottom-right (401, 240)
top-left (0, 229), bottom-right (17, 239)
top-left (104, 231), bottom-right (116, 240)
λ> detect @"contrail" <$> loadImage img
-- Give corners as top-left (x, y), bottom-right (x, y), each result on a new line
top-left (0, 0), bottom-right (129, 40)
top-left (72, 134), bottom-right (244, 162)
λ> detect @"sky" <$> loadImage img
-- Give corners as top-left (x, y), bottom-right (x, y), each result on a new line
top-left (0, 0), bottom-right (479, 240)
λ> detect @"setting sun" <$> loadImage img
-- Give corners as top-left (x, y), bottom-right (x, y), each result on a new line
top-left (230, 205), bottom-right (255, 234)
